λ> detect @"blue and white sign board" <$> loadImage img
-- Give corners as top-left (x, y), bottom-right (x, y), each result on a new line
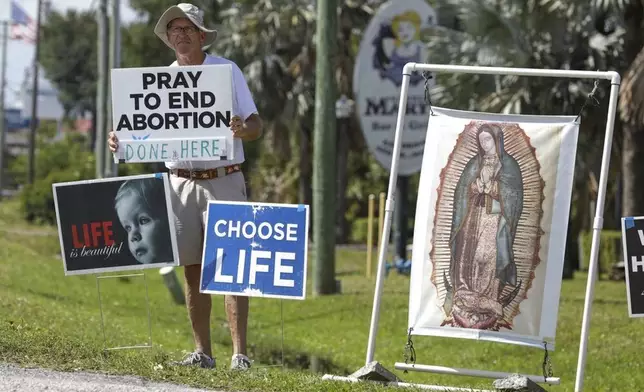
top-left (200, 201), bottom-right (310, 300)
top-left (110, 64), bottom-right (234, 164)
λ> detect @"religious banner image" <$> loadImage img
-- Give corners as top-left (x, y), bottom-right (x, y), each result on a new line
top-left (408, 107), bottom-right (579, 350)
top-left (53, 173), bottom-right (180, 275)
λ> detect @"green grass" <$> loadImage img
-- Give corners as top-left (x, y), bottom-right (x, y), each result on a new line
top-left (0, 199), bottom-right (640, 392)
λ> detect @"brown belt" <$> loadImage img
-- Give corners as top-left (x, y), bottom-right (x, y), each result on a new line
top-left (170, 164), bottom-right (242, 180)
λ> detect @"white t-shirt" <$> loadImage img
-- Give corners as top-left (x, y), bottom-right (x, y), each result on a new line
top-left (164, 54), bottom-right (258, 170)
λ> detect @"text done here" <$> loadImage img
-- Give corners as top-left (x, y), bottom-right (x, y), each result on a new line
top-left (110, 64), bottom-right (235, 163)
top-left (201, 202), bottom-right (310, 300)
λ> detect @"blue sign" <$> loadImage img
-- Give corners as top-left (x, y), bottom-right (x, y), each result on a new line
top-left (200, 201), bottom-right (310, 300)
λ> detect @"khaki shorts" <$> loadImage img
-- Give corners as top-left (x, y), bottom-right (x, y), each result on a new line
top-left (168, 171), bottom-right (247, 266)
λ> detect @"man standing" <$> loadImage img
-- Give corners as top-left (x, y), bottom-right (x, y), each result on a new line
top-left (107, 3), bottom-right (263, 371)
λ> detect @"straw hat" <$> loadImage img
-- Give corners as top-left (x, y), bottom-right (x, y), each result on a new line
top-left (154, 3), bottom-right (217, 50)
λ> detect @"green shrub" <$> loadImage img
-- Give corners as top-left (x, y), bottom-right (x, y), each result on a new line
top-left (579, 230), bottom-right (622, 276)
top-left (16, 133), bottom-right (96, 223)
top-left (20, 169), bottom-right (93, 224)
top-left (350, 217), bottom-right (373, 245)
top-left (9, 132), bottom-right (93, 184)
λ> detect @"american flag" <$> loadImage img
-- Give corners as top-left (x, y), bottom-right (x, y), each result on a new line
top-left (10, 1), bottom-right (37, 44)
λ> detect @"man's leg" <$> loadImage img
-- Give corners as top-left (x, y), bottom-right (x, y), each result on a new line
top-left (225, 294), bottom-right (248, 355)
top-left (185, 264), bottom-right (212, 357)
top-left (167, 175), bottom-right (214, 368)
top-left (202, 172), bottom-right (251, 369)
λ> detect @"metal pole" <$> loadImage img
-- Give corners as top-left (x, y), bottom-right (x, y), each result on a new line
top-left (95, 0), bottom-right (109, 178)
top-left (105, 0), bottom-right (120, 177)
top-left (0, 21), bottom-right (8, 198)
top-left (366, 194), bottom-right (375, 278)
top-left (27, 0), bottom-right (43, 185)
top-left (574, 79), bottom-right (621, 392)
top-left (408, 63), bottom-right (618, 80)
top-left (312, 0), bottom-right (337, 296)
top-left (365, 71), bottom-right (410, 365)
top-left (393, 362), bottom-right (561, 385)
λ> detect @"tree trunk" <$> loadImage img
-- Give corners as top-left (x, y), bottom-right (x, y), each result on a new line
top-left (299, 117), bottom-right (313, 236)
top-left (88, 105), bottom-right (97, 152)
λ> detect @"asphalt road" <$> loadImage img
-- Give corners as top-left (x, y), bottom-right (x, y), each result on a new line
top-left (0, 364), bottom-right (218, 392)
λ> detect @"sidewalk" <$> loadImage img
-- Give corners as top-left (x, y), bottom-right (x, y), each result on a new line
top-left (0, 364), bottom-right (218, 392)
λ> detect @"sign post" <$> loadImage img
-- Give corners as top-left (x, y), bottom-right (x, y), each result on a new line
top-left (620, 216), bottom-right (644, 318)
top-left (110, 64), bottom-right (234, 164)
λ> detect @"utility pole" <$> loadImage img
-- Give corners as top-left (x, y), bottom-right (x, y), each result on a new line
top-left (95, 0), bottom-right (109, 178)
top-left (0, 21), bottom-right (8, 198)
top-left (312, 0), bottom-right (338, 296)
top-left (27, 0), bottom-right (43, 185)
top-left (104, 0), bottom-right (120, 177)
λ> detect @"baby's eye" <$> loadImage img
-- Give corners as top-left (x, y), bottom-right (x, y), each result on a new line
top-left (124, 225), bottom-right (131, 232)
top-left (139, 216), bottom-right (151, 225)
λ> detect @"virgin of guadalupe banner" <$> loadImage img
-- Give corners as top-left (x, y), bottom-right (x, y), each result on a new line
top-left (53, 173), bottom-right (180, 276)
top-left (408, 107), bottom-right (579, 350)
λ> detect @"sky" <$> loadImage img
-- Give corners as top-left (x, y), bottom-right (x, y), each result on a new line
top-left (2, 0), bottom-right (140, 110)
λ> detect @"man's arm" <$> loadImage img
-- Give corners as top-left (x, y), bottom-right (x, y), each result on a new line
top-left (230, 61), bottom-right (262, 142)
top-left (230, 113), bottom-right (263, 141)
top-left (241, 113), bottom-right (263, 141)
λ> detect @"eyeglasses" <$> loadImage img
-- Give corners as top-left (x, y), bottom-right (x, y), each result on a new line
top-left (168, 26), bottom-right (199, 35)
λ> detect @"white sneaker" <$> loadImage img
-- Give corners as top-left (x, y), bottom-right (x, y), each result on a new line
top-left (230, 354), bottom-right (252, 371)
top-left (171, 351), bottom-right (216, 369)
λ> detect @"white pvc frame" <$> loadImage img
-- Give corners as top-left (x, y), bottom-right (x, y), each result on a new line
top-left (363, 63), bottom-right (621, 392)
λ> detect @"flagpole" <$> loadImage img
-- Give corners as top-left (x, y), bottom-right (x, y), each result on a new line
top-left (27, 0), bottom-right (43, 185)
top-left (0, 21), bottom-right (8, 198)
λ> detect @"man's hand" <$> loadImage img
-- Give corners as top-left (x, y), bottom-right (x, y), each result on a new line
top-left (108, 131), bottom-right (119, 153)
top-left (230, 114), bottom-right (263, 141)
top-left (230, 115), bottom-right (244, 136)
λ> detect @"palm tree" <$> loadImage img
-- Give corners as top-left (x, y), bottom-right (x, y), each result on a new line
top-left (424, 0), bottom-right (624, 274)
top-left (214, 0), bottom-right (380, 242)
top-left (592, 0), bottom-right (644, 217)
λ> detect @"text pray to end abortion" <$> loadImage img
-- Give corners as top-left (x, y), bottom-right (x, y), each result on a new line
top-left (212, 220), bottom-right (300, 288)
top-left (116, 71), bottom-right (231, 131)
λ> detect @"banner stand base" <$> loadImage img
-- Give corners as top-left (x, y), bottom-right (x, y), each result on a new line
top-left (493, 374), bottom-right (549, 392)
top-left (393, 362), bottom-right (559, 386)
top-left (321, 374), bottom-right (494, 392)
top-left (96, 273), bottom-right (153, 352)
top-left (346, 361), bottom-right (400, 382)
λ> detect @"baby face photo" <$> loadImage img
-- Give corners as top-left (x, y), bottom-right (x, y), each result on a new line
top-left (114, 178), bottom-right (174, 265)
top-left (53, 173), bottom-right (179, 276)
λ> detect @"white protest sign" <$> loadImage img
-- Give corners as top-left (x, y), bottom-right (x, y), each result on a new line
top-left (110, 64), bottom-right (234, 163)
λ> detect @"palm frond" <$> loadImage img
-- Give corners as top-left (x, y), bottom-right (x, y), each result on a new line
top-left (427, 0), bottom-right (613, 116)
